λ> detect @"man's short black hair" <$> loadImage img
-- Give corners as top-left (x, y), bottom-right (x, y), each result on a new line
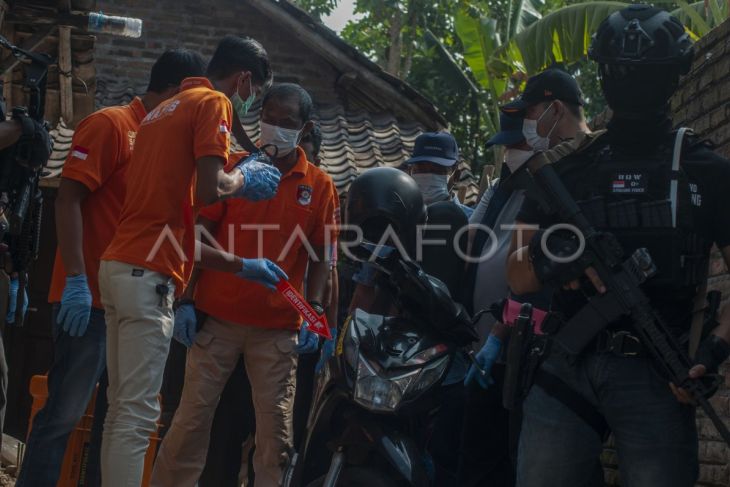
top-left (262, 83), bottom-right (313, 124)
top-left (301, 124), bottom-right (322, 157)
top-left (147, 49), bottom-right (206, 93)
top-left (206, 35), bottom-right (272, 88)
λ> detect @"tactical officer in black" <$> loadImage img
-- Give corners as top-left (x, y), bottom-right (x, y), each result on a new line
top-left (506, 5), bottom-right (730, 486)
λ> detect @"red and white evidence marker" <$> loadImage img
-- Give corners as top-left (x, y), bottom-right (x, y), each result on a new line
top-left (276, 280), bottom-right (332, 339)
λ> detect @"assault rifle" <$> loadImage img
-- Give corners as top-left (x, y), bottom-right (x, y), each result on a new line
top-left (0, 35), bottom-right (52, 326)
top-left (510, 146), bottom-right (730, 446)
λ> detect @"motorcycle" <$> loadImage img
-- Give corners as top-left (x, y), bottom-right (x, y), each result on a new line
top-left (284, 253), bottom-right (479, 487)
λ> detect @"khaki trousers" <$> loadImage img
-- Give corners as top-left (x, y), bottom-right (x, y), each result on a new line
top-left (150, 315), bottom-right (298, 487)
top-left (98, 260), bottom-right (176, 487)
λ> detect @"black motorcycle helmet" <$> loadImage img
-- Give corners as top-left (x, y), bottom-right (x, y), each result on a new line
top-left (346, 167), bottom-right (427, 259)
top-left (588, 4), bottom-right (694, 114)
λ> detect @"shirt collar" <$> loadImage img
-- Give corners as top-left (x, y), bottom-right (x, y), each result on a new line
top-left (129, 97), bottom-right (147, 123)
top-left (282, 146), bottom-right (309, 179)
top-left (180, 77), bottom-right (215, 92)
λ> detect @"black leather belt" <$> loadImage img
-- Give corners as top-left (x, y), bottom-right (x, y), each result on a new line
top-left (593, 329), bottom-right (643, 357)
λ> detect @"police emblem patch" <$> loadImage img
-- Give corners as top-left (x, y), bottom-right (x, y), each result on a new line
top-left (297, 185), bottom-right (313, 206)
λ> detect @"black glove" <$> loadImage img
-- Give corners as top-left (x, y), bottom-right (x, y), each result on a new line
top-left (528, 228), bottom-right (594, 288)
top-left (12, 112), bottom-right (51, 170)
top-left (695, 334), bottom-right (730, 374)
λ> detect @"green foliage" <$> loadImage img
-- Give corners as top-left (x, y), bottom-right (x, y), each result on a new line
top-left (301, 0), bottom-right (493, 167)
top-left (493, 2), bottom-right (627, 75)
top-left (667, 0), bottom-right (729, 37)
top-left (294, 0), bottom-right (340, 19)
top-left (295, 0), bottom-right (730, 173)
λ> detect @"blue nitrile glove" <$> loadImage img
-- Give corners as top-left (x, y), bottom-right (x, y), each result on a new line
top-left (6, 277), bottom-right (28, 325)
top-left (173, 303), bottom-right (197, 347)
top-left (296, 322), bottom-right (319, 354)
top-left (236, 258), bottom-right (288, 290)
top-left (316, 327), bottom-right (338, 373)
top-left (57, 274), bottom-right (92, 337)
top-left (235, 154), bottom-right (281, 201)
top-left (465, 335), bottom-right (502, 389)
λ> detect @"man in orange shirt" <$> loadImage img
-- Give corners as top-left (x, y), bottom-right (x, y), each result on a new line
top-left (293, 125), bottom-right (340, 449)
top-left (98, 36), bottom-right (286, 487)
top-left (16, 49), bottom-right (206, 487)
top-left (151, 83), bottom-right (338, 487)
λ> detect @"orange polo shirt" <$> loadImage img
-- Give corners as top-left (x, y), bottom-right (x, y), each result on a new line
top-left (102, 78), bottom-right (232, 294)
top-left (48, 97), bottom-right (147, 308)
top-left (194, 147), bottom-right (339, 329)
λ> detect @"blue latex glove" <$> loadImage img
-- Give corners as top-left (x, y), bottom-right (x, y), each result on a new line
top-left (173, 303), bottom-right (197, 348)
top-left (236, 258), bottom-right (288, 290)
top-left (57, 275), bottom-right (92, 337)
top-left (6, 277), bottom-right (28, 325)
top-left (465, 335), bottom-right (502, 389)
top-left (235, 154), bottom-right (281, 201)
top-left (316, 327), bottom-right (338, 373)
top-left (296, 322), bottom-right (319, 354)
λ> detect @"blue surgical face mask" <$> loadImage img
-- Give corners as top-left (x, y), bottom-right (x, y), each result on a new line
top-left (231, 75), bottom-right (256, 118)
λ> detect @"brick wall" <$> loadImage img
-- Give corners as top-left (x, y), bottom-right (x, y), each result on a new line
top-left (94, 0), bottom-right (342, 108)
top-left (678, 19), bottom-right (730, 487)
top-left (602, 19), bottom-right (730, 487)
top-left (673, 19), bottom-right (730, 158)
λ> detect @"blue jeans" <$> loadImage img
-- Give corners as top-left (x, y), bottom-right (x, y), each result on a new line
top-left (517, 345), bottom-right (698, 487)
top-left (17, 305), bottom-right (108, 487)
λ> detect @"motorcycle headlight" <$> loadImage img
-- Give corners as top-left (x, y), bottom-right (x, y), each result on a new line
top-left (353, 357), bottom-right (419, 412)
top-left (406, 355), bottom-right (450, 397)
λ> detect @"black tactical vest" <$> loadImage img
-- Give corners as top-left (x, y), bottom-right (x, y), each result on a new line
top-left (572, 129), bottom-right (708, 297)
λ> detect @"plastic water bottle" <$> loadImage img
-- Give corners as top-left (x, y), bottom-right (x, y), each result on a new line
top-left (87, 12), bottom-right (143, 38)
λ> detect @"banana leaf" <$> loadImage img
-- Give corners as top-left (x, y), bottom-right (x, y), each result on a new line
top-left (455, 8), bottom-right (507, 96)
top-left (490, 1), bottom-right (628, 76)
top-left (668, 0), bottom-right (728, 37)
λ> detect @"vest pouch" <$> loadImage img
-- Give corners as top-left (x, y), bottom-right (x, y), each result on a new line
top-left (612, 227), bottom-right (705, 290)
top-left (606, 199), bottom-right (639, 228)
top-left (640, 200), bottom-right (672, 227)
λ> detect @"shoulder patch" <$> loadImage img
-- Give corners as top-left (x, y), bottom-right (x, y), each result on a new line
top-left (542, 130), bottom-right (606, 163)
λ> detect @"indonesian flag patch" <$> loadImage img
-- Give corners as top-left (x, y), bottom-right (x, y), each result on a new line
top-left (71, 146), bottom-right (89, 160)
top-left (219, 119), bottom-right (229, 134)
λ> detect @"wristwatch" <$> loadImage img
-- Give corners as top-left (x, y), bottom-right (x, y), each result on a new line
top-left (309, 301), bottom-right (325, 316)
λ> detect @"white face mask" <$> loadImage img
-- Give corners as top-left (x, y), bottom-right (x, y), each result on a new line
top-left (259, 121), bottom-right (301, 158)
top-left (411, 172), bottom-right (450, 205)
top-left (504, 148), bottom-right (534, 172)
top-left (522, 102), bottom-right (560, 151)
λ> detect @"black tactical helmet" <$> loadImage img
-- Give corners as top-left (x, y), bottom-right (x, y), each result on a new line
top-left (589, 4), bottom-right (693, 69)
top-left (346, 167), bottom-right (427, 257)
top-left (589, 5), bottom-right (694, 114)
